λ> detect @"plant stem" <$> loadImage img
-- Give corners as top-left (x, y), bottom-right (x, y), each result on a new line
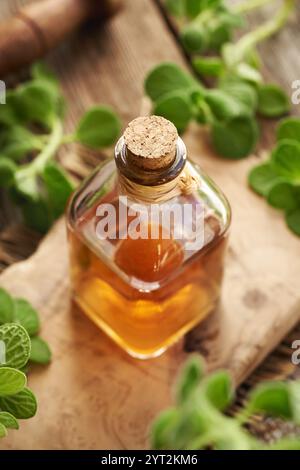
top-left (233, 0), bottom-right (276, 14)
top-left (235, 0), bottom-right (295, 61)
top-left (15, 119), bottom-right (63, 188)
top-left (29, 119), bottom-right (63, 174)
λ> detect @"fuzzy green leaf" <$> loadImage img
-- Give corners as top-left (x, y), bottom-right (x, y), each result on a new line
top-left (277, 117), bottom-right (300, 143)
top-left (0, 288), bottom-right (14, 324)
top-left (257, 84), bottom-right (290, 118)
top-left (212, 115), bottom-right (259, 159)
top-left (14, 299), bottom-right (40, 337)
top-left (267, 182), bottom-right (300, 211)
top-left (193, 56), bottom-right (224, 77)
top-left (42, 161), bottom-right (74, 219)
top-left (176, 355), bottom-right (204, 404)
top-left (0, 422), bottom-right (7, 438)
top-left (30, 337), bottom-right (51, 365)
top-left (145, 63), bottom-right (199, 102)
top-left (0, 412), bottom-right (19, 430)
top-left (286, 208), bottom-right (300, 236)
top-left (153, 91), bottom-right (193, 133)
top-left (0, 158), bottom-right (17, 187)
top-left (151, 408), bottom-right (180, 450)
top-left (203, 371), bottom-right (233, 411)
top-left (75, 106), bottom-right (121, 149)
top-left (0, 387), bottom-right (37, 419)
top-left (248, 163), bottom-right (283, 197)
top-left (17, 81), bottom-right (57, 127)
top-left (271, 140), bottom-right (300, 183)
top-left (0, 368), bottom-right (26, 397)
top-left (0, 323), bottom-right (31, 370)
top-left (247, 382), bottom-right (292, 420)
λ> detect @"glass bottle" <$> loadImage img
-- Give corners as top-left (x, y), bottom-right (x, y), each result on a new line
top-left (67, 116), bottom-right (231, 359)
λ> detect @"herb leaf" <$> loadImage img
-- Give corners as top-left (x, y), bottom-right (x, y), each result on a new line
top-left (154, 91), bottom-right (193, 133)
top-left (0, 324), bottom-right (31, 370)
top-left (0, 412), bottom-right (19, 430)
top-left (145, 63), bottom-right (199, 102)
top-left (248, 163), bottom-right (284, 197)
top-left (286, 208), bottom-right (300, 236)
top-left (14, 299), bottom-right (40, 337)
top-left (271, 140), bottom-right (300, 182)
top-left (267, 182), bottom-right (299, 211)
top-left (277, 117), bottom-right (300, 143)
top-left (0, 288), bottom-right (14, 324)
top-left (0, 368), bottom-right (26, 397)
top-left (75, 106), bottom-right (121, 149)
top-left (212, 115), bottom-right (259, 159)
top-left (257, 84), bottom-right (290, 118)
top-left (0, 387), bottom-right (37, 419)
top-left (30, 337), bottom-right (52, 365)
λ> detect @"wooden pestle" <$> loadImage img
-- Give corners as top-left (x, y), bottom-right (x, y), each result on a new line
top-left (0, 0), bottom-right (123, 77)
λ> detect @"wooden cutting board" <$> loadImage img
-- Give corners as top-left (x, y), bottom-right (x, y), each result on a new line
top-left (1, 0), bottom-right (300, 450)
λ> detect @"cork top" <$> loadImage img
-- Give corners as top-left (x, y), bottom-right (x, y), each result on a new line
top-left (123, 116), bottom-right (178, 170)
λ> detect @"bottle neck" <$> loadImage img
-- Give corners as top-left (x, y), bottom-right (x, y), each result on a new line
top-left (114, 137), bottom-right (200, 203)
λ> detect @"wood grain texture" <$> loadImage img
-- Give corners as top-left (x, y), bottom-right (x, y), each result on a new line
top-left (0, 0), bottom-right (300, 449)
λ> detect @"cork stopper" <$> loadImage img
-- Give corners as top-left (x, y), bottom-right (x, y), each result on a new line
top-left (123, 116), bottom-right (178, 170)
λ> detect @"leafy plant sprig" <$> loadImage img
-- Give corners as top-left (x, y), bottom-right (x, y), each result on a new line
top-left (0, 287), bottom-right (51, 365)
top-left (249, 117), bottom-right (300, 237)
top-left (0, 323), bottom-right (37, 438)
top-left (145, 0), bottom-right (294, 159)
top-left (151, 355), bottom-right (300, 450)
top-left (0, 63), bottom-right (121, 233)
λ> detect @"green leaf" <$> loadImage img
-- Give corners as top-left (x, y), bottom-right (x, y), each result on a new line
top-left (0, 157), bottom-right (17, 187)
top-left (151, 408), bottom-right (180, 450)
top-left (0, 288), bottom-right (14, 324)
top-left (184, 0), bottom-right (207, 18)
top-left (165, 0), bottom-right (185, 17)
top-left (220, 81), bottom-right (258, 114)
top-left (14, 299), bottom-right (40, 337)
top-left (0, 422), bottom-right (7, 438)
top-left (153, 91), bottom-right (193, 133)
top-left (30, 337), bottom-right (51, 365)
top-left (248, 163), bottom-right (283, 197)
top-left (286, 208), bottom-right (300, 236)
top-left (277, 117), bottom-right (300, 143)
top-left (0, 126), bottom-right (42, 161)
top-left (192, 57), bottom-right (224, 77)
top-left (212, 115), bottom-right (259, 159)
top-left (0, 387), bottom-right (37, 419)
top-left (75, 106), bottom-right (121, 149)
top-left (42, 161), bottom-right (74, 219)
top-left (14, 166), bottom-right (39, 201)
top-left (20, 196), bottom-right (52, 234)
top-left (0, 411), bottom-right (19, 429)
top-left (271, 140), bottom-right (300, 183)
top-left (267, 182), bottom-right (299, 211)
top-left (203, 371), bottom-right (233, 411)
top-left (176, 355), bottom-right (204, 404)
top-left (247, 382), bottom-right (292, 420)
top-left (145, 63), bottom-right (199, 102)
top-left (0, 368), bottom-right (26, 397)
top-left (181, 24), bottom-right (208, 53)
top-left (205, 89), bottom-right (249, 121)
top-left (257, 84), bottom-right (290, 118)
top-left (0, 324), bottom-right (31, 369)
top-left (16, 81), bottom-right (57, 127)
top-left (234, 63), bottom-right (262, 85)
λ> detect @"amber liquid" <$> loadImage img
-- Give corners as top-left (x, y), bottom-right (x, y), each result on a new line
top-left (68, 218), bottom-right (227, 358)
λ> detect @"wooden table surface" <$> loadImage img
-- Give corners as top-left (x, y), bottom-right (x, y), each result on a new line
top-left (0, 0), bottom-right (300, 450)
